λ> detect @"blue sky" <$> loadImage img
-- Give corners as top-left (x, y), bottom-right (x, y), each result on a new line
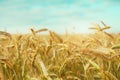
top-left (0, 0), bottom-right (120, 33)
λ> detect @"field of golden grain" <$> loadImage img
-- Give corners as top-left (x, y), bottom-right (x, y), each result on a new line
top-left (0, 22), bottom-right (120, 80)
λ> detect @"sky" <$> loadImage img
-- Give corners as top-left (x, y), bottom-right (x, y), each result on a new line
top-left (0, 0), bottom-right (120, 34)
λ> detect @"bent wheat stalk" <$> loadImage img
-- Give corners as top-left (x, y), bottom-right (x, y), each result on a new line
top-left (81, 48), bottom-right (120, 61)
top-left (0, 31), bottom-right (12, 39)
top-left (31, 28), bottom-right (48, 35)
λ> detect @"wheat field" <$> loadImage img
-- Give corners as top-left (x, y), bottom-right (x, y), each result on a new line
top-left (0, 22), bottom-right (120, 80)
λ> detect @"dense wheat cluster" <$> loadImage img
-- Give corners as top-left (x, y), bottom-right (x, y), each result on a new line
top-left (0, 22), bottom-right (120, 80)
